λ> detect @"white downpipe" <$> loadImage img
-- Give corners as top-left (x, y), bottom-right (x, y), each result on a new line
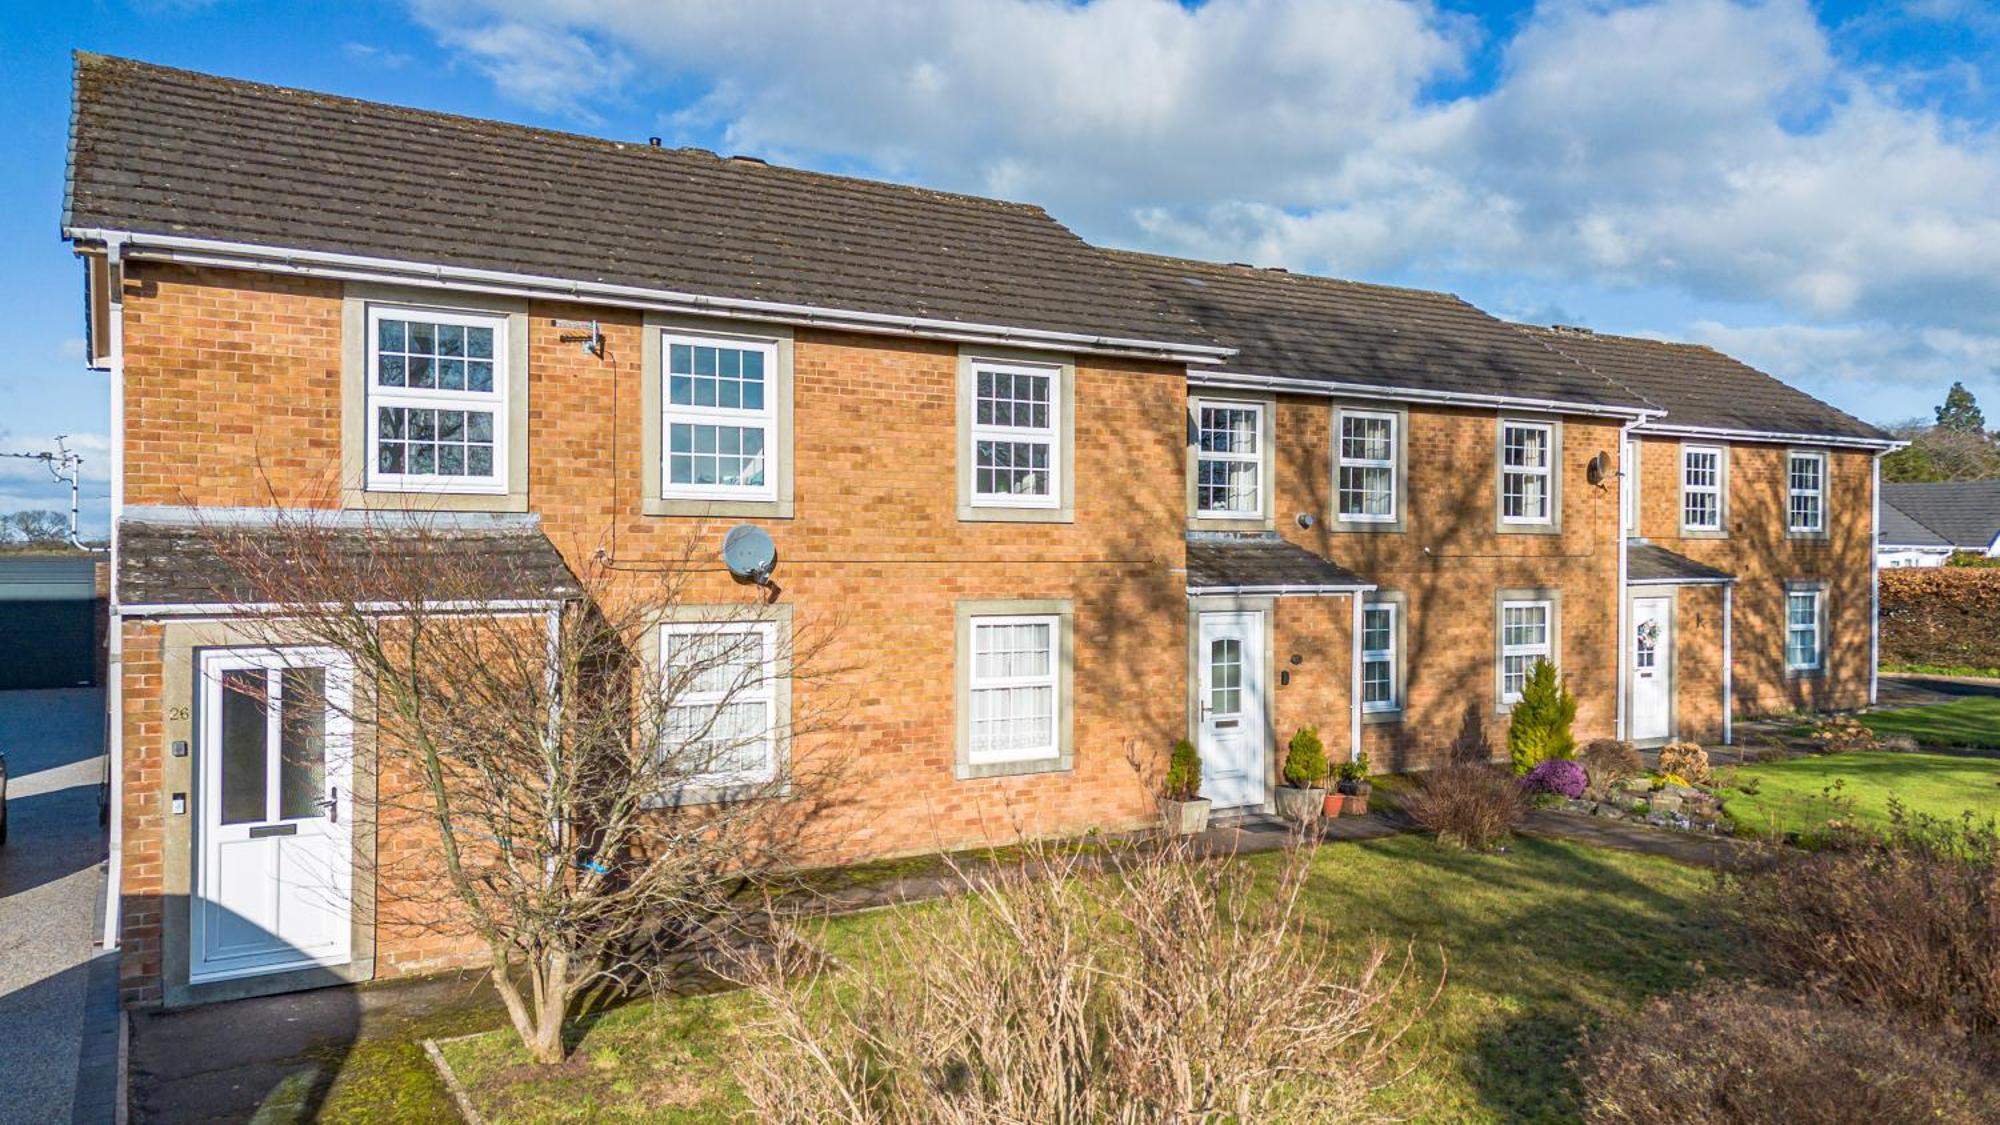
top-left (102, 235), bottom-right (127, 950)
top-left (1349, 592), bottom-right (1364, 762)
top-left (1722, 584), bottom-right (1735, 745)
top-left (1614, 421), bottom-right (1638, 742)
top-left (1870, 453), bottom-right (1883, 706)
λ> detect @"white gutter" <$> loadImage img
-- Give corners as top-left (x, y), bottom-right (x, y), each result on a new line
top-left (1627, 576), bottom-right (1735, 587)
top-left (1185, 583), bottom-right (1376, 597)
top-left (1722, 583), bottom-right (1735, 745)
top-left (118, 598), bottom-right (570, 619)
top-left (101, 234), bottom-right (126, 950)
top-left (1870, 452), bottom-right (1883, 707)
top-left (1191, 370), bottom-right (1664, 422)
top-left (64, 228), bottom-right (1234, 367)
top-left (1635, 422), bottom-right (1906, 453)
top-left (1348, 592), bottom-right (1364, 763)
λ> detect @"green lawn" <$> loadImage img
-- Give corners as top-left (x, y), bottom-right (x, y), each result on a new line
top-left (1862, 696), bottom-right (2000, 750)
top-left (1719, 750), bottom-right (2000, 837)
top-left (436, 836), bottom-right (1733, 1123)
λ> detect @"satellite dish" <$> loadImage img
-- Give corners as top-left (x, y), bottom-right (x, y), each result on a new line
top-left (721, 525), bottom-right (778, 586)
top-left (1587, 451), bottom-right (1612, 487)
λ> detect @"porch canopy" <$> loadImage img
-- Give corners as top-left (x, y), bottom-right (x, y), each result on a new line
top-left (1627, 542), bottom-right (1736, 587)
top-left (1185, 534), bottom-right (1374, 597)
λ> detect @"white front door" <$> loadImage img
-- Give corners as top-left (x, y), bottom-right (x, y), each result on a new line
top-left (1630, 597), bottom-right (1674, 743)
top-left (1197, 611), bottom-right (1267, 810)
top-left (192, 648), bottom-right (354, 983)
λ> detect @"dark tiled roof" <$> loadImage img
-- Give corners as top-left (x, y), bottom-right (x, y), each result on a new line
top-left (1882, 482), bottom-right (2000, 549)
top-left (1878, 502), bottom-right (1952, 548)
top-left (1521, 326), bottom-right (1888, 441)
top-left (1111, 251), bottom-right (1652, 411)
top-left (118, 508), bottom-right (580, 607)
top-left (1628, 542), bottom-right (1735, 585)
top-left (66, 54), bottom-right (1212, 350)
top-left (1185, 535), bottom-right (1372, 593)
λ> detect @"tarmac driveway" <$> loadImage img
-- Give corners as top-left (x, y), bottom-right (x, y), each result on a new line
top-left (0, 688), bottom-right (117, 1124)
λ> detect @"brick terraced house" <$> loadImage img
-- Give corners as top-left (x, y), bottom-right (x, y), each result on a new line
top-left (63, 55), bottom-right (1899, 1006)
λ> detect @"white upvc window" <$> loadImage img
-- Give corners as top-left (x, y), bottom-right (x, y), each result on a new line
top-left (661, 330), bottom-right (780, 502)
top-left (366, 306), bottom-right (509, 493)
top-left (1786, 590), bottom-right (1823, 671)
top-left (1682, 445), bottom-right (1723, 531)
top-left (1195, 401), bottom-right (1264, 518)
top-left (1499, 600), bottom-right (1552, 704)
top-left (1361, 603), bottom-right (1398, 713)
top-left (1337, 410), bottom-right (1398, 521)
top-left (971, 360), bottom-right (1060, 508)
top-left (659, 621), bottom-right (779, 786)
top-left (967, 615), bottom-right (1060, 765)
top-left (1788, 451), bottom-right (1826, 534)
top-left (1499, 421), bottom-right (1554, 524)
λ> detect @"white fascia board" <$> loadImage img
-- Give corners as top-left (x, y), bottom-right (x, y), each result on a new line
top-left (64, 228), bottom-right (1234, 366)
top-left (1627, 576), bottom-right (1736, 587)
top-left (119, 597), bottom-right (570, 619)
top-left (1634, 422), bottom-right (1906, 452)
top-left (1190, 369), bottom-right (1662, 421)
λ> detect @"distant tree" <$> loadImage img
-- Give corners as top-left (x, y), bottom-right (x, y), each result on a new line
top-left (1935, 381), bottom-right (1987, 433)
top-left (1, 509), bottom-right (71, 546)
top-left (1882, 419), bottom-right (2000, 483)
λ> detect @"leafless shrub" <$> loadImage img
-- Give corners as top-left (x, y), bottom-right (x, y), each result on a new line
top-left (1730, 809), bottom-right (2000, 1042)
top-left (1655, 741), bottom-right (1712, 786)
top-left (1578, 984), bottom-right (2000, 1125)
top-left (201, 507), bottom-right (854, 1062)
top-left (1577, 739), bottom-right (1642, 800)
top-left (729, 838), bottom-right (1435, 1122)
top-left (1403, 763), bottom-right (1527, 851)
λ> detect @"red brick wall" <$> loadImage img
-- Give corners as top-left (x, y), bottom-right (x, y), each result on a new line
top-left (115, 621), bottom-right (166, 1006)
top-left (1635, 437), bottom-right (1873, 719)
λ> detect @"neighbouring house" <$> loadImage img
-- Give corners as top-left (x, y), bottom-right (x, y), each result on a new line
top-left (63, 54), bottom-right (1900, 1008)
top-left (0, 552), bottom-right (106, 690)
top-left (1880, 481), bottom-right (2000, 566)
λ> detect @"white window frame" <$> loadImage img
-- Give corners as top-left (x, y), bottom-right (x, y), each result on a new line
top-left (658, 621), bottom-right (779, 787)
top-left (660, 329), bottom-right (781, 504)
top-left (364, 304), bottom-right (510, 495)
top-left (1681, 445), bottom-right (1724, 532)
top-left (1361, 602), bottom-right (1399, 714)
top-left (1499, 420), bottom-right (1554, 525)
top-left (1193, 400), bottom-right (1266, 519)
top-left (1337, 409), bottom-right (1399, 523)
top-left (966, 614), bottom-right (1062, 766)
top-left (1788, 451), bottom-right (1826, 534)
top-left (1499, 599), bottom-right (1553, 704)
top-left (969, 359), bottom-right (1062, 510)
top-left (1786, 589), bottom-right (1823, 672)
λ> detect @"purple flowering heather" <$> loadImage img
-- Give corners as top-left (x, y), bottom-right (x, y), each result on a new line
top-left (1521, 759), bottom-right (1588, 799)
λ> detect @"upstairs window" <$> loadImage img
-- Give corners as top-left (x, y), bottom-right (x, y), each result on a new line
top-left (970, 361), bottom-right (1060, 508)
top-left (967, 615), bottom-right (1060, 765)
top-left (1361, 602), bottom-right (1399, 713)
top-left (1195, 402), bottom-right (1264, 518)
top-left (1499, 600), bottom-right (1552, 704)
top-left (1788, 451), bottom-right (1826, 534)
top-left (661, 331), bottom-right (779, 502)
top-left (1499, 421), bottom-right (1554, 524)
top-left (1682, 445), bottom-right (1724, 532)
top-left (366, 307), bottom-right (508, 493)
top-left (1786, 589), bottom-right (1823, 671)
top-left (1337, 411), bottom-right (1398, 522)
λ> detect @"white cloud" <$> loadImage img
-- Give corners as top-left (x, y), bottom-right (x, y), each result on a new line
top-left (406, 0), bottom-right (2000, 416)
top-left (1683, 320), bottom-right (2000, 423)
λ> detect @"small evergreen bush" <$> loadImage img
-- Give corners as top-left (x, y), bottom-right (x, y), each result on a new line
top-left (1283, 726), bottom-right (1328, 788)
top-left (1507, 659), bottom-right (1577, 774)
top-left (1163, 738), bottom-right (1202, 801)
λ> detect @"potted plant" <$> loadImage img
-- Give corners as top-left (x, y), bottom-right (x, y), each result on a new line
top-left (1275, 726), bottom-right (1328, 824)
top-left (1159, 738), bottom-right (1211, 836)
top-left (1336, 752), bottom-right (1372, 815)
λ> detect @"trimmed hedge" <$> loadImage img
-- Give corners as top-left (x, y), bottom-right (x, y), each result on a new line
top-left (1880, 568), bottom-right (2000, 671)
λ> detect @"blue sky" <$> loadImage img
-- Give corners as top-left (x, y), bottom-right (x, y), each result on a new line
top-left (7, 0), bottom-right (2000, 531)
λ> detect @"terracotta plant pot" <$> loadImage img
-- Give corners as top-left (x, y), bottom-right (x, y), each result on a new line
top-left (1322, 792), bottom-right (1344, 818)
top-left (1274, 786), bottom-right (1325, 824)
top-left (1159, 797), bottom-right (1212, 837)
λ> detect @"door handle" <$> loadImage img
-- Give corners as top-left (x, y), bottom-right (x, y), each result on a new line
top-left (316, 787), bottom-right (339, 825)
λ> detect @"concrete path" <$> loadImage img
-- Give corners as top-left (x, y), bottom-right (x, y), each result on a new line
top-left (0, 688), bottom-right (117, 1124)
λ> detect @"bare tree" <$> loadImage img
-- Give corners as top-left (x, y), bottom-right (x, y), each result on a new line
top-left (2, 508), bottom-right (72, 546)
top-left (202, 509), bottom-right (852, 1063)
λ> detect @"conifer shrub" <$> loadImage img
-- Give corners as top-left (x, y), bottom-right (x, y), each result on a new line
top-left (1507, 659), bottom-right (1577, 774)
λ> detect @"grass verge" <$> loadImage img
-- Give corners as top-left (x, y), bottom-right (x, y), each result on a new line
top-left (1718, 750), bottom-right (2000, 837)
top-left (437, 835), bottom-right (1733, 1123)
top-left (1862, 696), bottom-right (2000, 750)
